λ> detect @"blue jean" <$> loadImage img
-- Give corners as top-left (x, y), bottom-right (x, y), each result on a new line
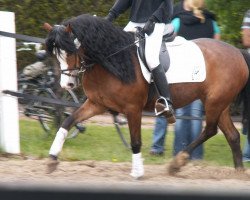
top-left (150, 116), bottom-right (168, 153)
top-left (174, 100), bottom-right (204, 160)
top-left (243, 138), bottom-right (250, 161)
top-left (242, 121), bottom-right (250, 161)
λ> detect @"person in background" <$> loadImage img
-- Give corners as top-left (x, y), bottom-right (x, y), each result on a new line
top-left (105, 0), bottom-right (176, 123)
top-left (150, 0), bottom-right (220, 157)
top-left (241, 9), bottom-right (250, 162)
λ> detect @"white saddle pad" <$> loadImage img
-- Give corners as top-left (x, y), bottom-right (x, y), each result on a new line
top-left (139, 36), bottom-right (206, 83)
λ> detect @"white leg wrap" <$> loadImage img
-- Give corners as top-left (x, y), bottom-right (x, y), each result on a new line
top-left (49, 128), bottom-right (68, 156)
top-left (130, 153), bottom-right (144, 179)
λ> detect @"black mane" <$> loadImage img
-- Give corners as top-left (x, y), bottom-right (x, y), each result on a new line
top-left (46, 14), bottom-right (137, 83)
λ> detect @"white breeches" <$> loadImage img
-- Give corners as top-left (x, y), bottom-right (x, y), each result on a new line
top-left (124, 21), bottom-right (165, 70)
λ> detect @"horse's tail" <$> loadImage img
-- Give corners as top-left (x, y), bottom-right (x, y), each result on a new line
top-left (239, 49), bottom-right (250, 143)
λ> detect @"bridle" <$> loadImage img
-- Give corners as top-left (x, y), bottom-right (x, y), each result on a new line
top-left (59, 52), bottom-right (94, 87)
top-left (60, 52), bottom-right (94, 77)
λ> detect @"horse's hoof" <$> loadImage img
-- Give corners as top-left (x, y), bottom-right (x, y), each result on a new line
top-left (46, 156), bottom-right (59, 174)
top-left (168, 163), bottom-right (180, 175)
top-left (236, 167), bottom-right (245, 173)
top-left (130, 171), bottom-right (144, 180)
top-left (168, 151), bottom-right (189, 175)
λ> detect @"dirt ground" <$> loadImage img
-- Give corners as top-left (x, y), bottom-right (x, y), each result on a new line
top-left (8, 113), bottom-right (250, 194)
top-left (1, 156), bottom-right (250, 193)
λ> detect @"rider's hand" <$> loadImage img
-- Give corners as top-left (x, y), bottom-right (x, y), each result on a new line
top-left (104, 12), bottom-right (116, 22)
top-left (142, 16), bottom-right (158, 36)
top-left (142, 19), bottom-right (155, 36)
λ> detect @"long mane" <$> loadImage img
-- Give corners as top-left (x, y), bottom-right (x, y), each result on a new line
top-left (46, 14), bottom-right (137, 83)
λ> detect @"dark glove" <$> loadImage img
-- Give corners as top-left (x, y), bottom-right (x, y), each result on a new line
top-left (104, 12), bottom-right (116, 22)
top-left (142, 19), bottom-right (156, 36)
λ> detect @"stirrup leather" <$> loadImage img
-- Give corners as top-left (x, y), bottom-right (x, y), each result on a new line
top-left (154, 96), bottom-right (170, 116)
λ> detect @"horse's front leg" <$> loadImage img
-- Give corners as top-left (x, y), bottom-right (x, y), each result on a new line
top-left (47, 99), bottom-right (106, 173)
top-left (127, 110), bottom-right (144, 179)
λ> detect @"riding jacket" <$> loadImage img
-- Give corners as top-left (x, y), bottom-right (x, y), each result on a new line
top-left (108, 0), bottom-right (173, 23)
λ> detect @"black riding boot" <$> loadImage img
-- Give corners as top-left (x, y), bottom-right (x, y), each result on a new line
top-left (152, 65), bottom-right (176, 124)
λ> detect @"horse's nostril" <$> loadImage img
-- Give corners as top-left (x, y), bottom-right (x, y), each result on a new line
top-left (68, 83), bottom-right (74, 88)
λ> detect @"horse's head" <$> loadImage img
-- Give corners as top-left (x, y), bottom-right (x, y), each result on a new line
top-left (44, 22), bottom-right (79, 89)
top-left (44, 14), bottom-right (137, 88)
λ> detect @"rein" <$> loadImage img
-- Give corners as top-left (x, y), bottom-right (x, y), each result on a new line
top-left (106, 37), bottom-right (144, 59)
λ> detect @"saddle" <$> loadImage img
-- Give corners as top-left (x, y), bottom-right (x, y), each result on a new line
top-left (135, 27), bottom-right (175, 73)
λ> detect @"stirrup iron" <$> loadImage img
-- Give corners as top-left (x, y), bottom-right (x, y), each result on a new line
top-left (154, 96), bottom-right (169, 116)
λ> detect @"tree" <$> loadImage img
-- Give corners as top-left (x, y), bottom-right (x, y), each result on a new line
top-left (206, 0), bottom-right (250, 47)
top-left (0, 0), bottom-right (128, 37)
top-left (2, 0), bottom-right (249, 46)
top-left (1, 0), bottom-right (250, 68)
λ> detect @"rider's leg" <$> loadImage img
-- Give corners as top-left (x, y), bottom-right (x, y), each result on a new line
top-left (152, 64), bottom-right (175, 121)
top-left (145, 23), bottom-right (175, 123)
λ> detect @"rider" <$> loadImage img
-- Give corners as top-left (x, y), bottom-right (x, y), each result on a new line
top-left (105, 0), bottom-right (175, 123)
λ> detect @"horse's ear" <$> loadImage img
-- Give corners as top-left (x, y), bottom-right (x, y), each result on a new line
top-left (65, 24), bottom-right (72, 33)
top-left (43, 23), bottom-right (53, 32)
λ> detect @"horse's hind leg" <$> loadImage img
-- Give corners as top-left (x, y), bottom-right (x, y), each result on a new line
top-left (168, 104), bottom-right (220, 175)
top-left (218, 107), bottom-right (244, 170)
top-left (47, 99), bottom-right (106, 173)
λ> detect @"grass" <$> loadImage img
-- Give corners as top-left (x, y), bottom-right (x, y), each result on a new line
top-left (19, 119), bottom-right (250, 167)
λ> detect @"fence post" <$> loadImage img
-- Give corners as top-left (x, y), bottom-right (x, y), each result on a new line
top-left (0, 11), bottom-right (20, 154)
